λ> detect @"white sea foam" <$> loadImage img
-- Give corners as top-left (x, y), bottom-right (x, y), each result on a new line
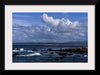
top-left (71, 54), bottom-right (81, 57)
top-left (27, 50), bottom-right (33, 52)
top-left (20, 48), bottom-right (24, 51)
top-left (83, 55), bottom-right (87, 57)
top-left (18, 53), bottom-right (41, 56)
top-left (13, 48), bottom-right (26, 52)
top-left (13, 50), bottom-right (20, 52)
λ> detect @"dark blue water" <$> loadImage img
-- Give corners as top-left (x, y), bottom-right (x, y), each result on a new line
top-left (13, 45), bottom-right (82, 50)
top-left (13, 45), bottom-right (87, 63)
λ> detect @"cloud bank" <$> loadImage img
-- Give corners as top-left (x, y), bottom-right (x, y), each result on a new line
top-left (13, 14), bottom-right (88, 43)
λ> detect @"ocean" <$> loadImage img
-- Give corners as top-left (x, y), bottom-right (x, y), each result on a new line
top-left (12, 44), bottom-right (88, 63)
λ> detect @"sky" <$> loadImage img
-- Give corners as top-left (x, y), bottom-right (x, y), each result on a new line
top-left (12, 12), bottom-right (88, 43)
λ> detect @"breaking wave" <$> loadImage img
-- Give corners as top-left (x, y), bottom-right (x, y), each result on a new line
top-left (18, 53), bottom-right (41, 56)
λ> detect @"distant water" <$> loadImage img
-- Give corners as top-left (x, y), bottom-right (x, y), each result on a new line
top-left (13, 44), bottom-right (83, 50)
top-left (12, 44), bottom-right (88, 63)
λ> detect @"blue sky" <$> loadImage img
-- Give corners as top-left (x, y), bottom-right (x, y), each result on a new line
top-left (13, 12), bottom-right (88, 43)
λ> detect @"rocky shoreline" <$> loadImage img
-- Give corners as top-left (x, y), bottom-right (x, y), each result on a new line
top-left (13, 47), bottom-right (88, 57)
top-left (48, 47), bottom-right (87, 53)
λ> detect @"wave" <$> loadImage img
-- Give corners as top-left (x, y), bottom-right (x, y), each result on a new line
top-left (13, 50), bottom-right (21, 52)
top-left (17, 53), bottom-right (41, 56)
top-left (27, 50), bottom-right (33, 52)
top-left (13, 50), bottom-right (26, 52)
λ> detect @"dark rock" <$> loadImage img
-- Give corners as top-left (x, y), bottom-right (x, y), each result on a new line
top-left (13, 53), bottom-right (20, 57)
top-left (67, 53), bottom-right (73, 55)
top-left (50, 52), bottom-right (53, 54)
top-left (55, 57), bottom-right (59, 61)
top-left (59, 56), bottom-right (65, 59)
top-left (58, 52), bottom-right (67, 56)
top-left (48, 48), bottom-right (52, 51)
top-left (32, 48), bottom-right (37, 51)
top-left (76, 48), bottom-right (82, 51)
top-left (13, 48), bottom-right (20, 50)
top-left (40, 52), bottom-right (43, 55)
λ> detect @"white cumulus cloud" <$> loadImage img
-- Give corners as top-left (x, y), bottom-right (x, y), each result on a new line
top-left (41, 14), bottom-right (60, 26)
top-left (13, 13), bottom-right (88, 43)
top-left (41, 14), bottom-right (79, 27)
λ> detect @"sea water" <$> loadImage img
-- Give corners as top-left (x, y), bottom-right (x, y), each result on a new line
top-left (13, 45), bottom-right (88, 62)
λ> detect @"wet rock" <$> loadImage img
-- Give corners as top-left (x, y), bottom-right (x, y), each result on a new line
top-left (32, 48), bottom-right (37, 51)
top-left (48, 48), bottom-right (52, 51)
top-left (55, 57), bottom-right (59, 61)
top-left (59, 56), bottom-right (65, 59)
top-left (13, 53), bottom-right (20, 57)
top-left (13, 48), bottom-right (20, 50)
top-left (50, 52), bottom-right (53, 54)
top-left (40, 52), bottom-right (43, 55)
top-left (58, 52), bottom-right (67, 56)
top-left (67, 53), bottom-right (73, 55)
